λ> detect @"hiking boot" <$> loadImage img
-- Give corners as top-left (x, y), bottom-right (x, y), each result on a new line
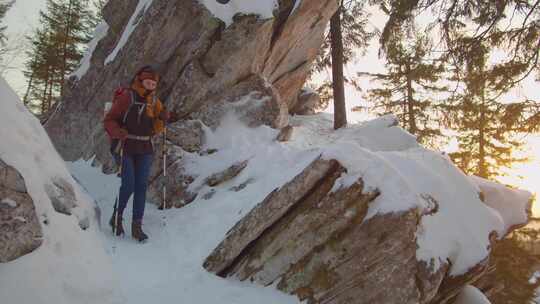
top-left (109, 211), bottom-right (124, 236)
top-left (132, 219), bottom-right (148, 242)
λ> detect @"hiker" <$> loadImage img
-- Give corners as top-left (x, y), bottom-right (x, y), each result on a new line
top-left (103, 65), bottom-right (176, 242)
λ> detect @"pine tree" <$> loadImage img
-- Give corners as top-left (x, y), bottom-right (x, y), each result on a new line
top-left (0, 0), bottom-right (16, 74)
top-left (330, 4), bottom-right (347, 129)
top-left (23, 0), bottom-right (95, 119)
top-left (308, 0), bottom-right (376, 114)
top-left (23, 28), bottom-right (58, 114)
top-left (355, 34), bottom-right (447, 147)
top-left (375, 0), bottom-right (540, 88)
top-left (0, 0), bottom-right (14, 47)
top-left (444, 42), bottom-right (540, 179)
top-left (89, 0), bottom-right (107, 26)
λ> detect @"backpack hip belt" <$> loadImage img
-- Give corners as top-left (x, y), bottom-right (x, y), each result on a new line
top-left (126, 134), bottom-right (151, 141)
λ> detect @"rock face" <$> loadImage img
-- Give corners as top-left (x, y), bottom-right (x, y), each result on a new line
top-left (166, 120), bottom-right (204, 153)
top-left (205, 160), bottom-right (249, 187)
top-left (203, 155), bottom-right (524, 304)
top-left (0, 159), bottom-right (42, 263)
top-left (276, 125), bottom-right (294, 142)
top-left (45, 0), bottom-right (339, 207)
top-left (290, 87), bottom-right (320, 115)
top-left (44, 177), bottom-right (77, 216)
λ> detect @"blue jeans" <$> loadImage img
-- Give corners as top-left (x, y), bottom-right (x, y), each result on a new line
top-left (116, 153), bottom-right (153, 221)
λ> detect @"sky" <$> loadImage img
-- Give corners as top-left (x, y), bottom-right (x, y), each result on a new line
top-left (2, 0), bottom-right (46, 93)
top-left (3, 0), bottom-right (540, 214)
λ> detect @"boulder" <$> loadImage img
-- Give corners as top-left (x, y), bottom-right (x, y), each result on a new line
top-left (205, 160), bottom-right (249, 187)
top-left (146, 143), bottom-right (197, 208)
top-left (276, 125), bottom-right (294, 142)
top-left (166, 120), bottom-right (204, 153)
top-left (0, 159), bottom-right (42, 263)
top-left (290, 87), bottom-right (320, 115)
top-left (229, 178), bottom-right (255, 192)
top-left (204, 156), bottom-right (509, 304)
top-left (192, 74), bottom-right (288, 129)
top-left (44, 177), bottom-right (77, 216)
top-left (204, 157), bottom-right (342, 274)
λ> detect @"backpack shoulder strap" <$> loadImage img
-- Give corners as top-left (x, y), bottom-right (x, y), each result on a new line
top-left (122, 89), bottom-right (136, 125)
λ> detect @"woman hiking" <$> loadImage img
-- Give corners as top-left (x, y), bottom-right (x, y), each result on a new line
top-left (104, 65), bottom-right (175, 242)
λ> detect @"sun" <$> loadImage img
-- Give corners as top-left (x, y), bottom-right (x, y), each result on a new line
top-left (496, 136), bottom-right (540, 217)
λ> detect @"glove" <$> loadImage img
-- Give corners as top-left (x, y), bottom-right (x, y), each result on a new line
top-left (168, 111), bottom-right (179, 123)
top-left (159, 109), bottom-right (170, 121)
top-left (116, 128), bottom-right (128, 140)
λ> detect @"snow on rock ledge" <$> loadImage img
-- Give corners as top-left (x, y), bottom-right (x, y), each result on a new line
top-left (70, 21), bottom-right (109, 80)
top-left (453, 285), bottom-right (492, 304)
top-left (198, 0), bottom-right (279, 27)
top-left (469, 176), bottom-right (532, 235)
top-left (0, 78), bottom-right (123, 304)
top-left (202, 113), bottom-right (531, 303)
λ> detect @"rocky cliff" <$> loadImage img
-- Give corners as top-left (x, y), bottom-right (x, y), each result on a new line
top-left (45, 0), bottom-right (333, 161)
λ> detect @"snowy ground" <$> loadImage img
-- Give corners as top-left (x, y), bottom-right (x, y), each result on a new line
top-left (66, 123), bottom-right (310, 304)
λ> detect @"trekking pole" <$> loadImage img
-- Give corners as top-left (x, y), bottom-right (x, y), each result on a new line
top-left (116, 146), bottom-right (124, 234)
top-left (160, 117), bottom-right (168, 227)
top-left (112, 142), bottom-right (124, 253)
top-left (163, 125), bottom-right (167, 210)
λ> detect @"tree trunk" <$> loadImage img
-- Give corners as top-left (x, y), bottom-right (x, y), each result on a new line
top-left (478, 88), bottom-right (487, 178)
top-left (330, 4), bottom-right (347, 130)
top-left (41, 66), bottom-right (50, 118)
top-left (48, 72), bottom-right (54, 111)
top-left (23, 72), bottom-right (35, 106)
top-left (60, 0), bottom-right (74, 97)
top-left (405, 61), bottom-right (417, 135)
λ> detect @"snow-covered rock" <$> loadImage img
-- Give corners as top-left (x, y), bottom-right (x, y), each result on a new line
top-left (191, 74), bottom-right (289, 130)
top-left (0, 77), bottom-right (123, 304)
top-left (202, 113), bottom-right (531, 303)
top-left (290, 87), bottom-right (320, 115)
top-left (469, 176), bottom-right (532, 235)
top-left (198, 0), bottom-right (279, 27)
top-left (453, 285), bottom-right (492, 304)
top-left (0, 158), bottom-right (42, 263)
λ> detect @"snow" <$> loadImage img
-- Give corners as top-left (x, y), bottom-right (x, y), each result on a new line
top-left (104, 0), bottom-right (154, 65)
top-left (182, 112), bottom-right (320, 197)
top-left (288, 113), bottom-right (527, 276)
top-left (530, 271), bottom-right (540, 284)
top-left (66, 115), bottom-right (309, 303)
top-left (197, 0), bottom-right (279, 27)
top-left (454, 285), bottom-right (492, 304)
top-left (469, 176), bottom-right (532, 235)
top-left (291, 0), bottom-right (302, 15)
top-left (1, 197), bottom-right (17, 207)
top-left (300, 86), bottom-right (316, 95)
top-left (0, 77), bottom-right (123, 304)
top-left (71, 21), bottom-right (109, 79)
top-left (13, 216), bottom-right (26, 223)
